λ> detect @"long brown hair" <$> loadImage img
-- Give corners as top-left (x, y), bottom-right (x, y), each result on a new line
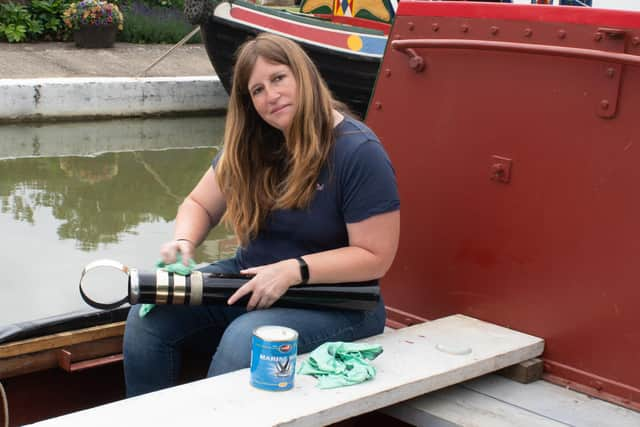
top-left (216, 33), bottom-right (341, 246)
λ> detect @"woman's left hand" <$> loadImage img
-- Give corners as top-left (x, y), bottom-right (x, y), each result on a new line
top-left (227, 259), bottom-right (301, 310)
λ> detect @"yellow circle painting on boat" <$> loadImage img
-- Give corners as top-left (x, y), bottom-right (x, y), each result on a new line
top-left (347, 34), bottom-right (363, 52)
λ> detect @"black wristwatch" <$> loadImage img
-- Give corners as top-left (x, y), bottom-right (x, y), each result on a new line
top-left (295, 257), bottom-right (309, 285)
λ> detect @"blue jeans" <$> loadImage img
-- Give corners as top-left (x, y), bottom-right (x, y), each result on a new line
top-left (123, 258), bottom-right (386, 397)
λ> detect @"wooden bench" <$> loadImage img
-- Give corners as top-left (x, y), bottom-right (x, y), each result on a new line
top-left (27, 314), bottom-right (544, 426)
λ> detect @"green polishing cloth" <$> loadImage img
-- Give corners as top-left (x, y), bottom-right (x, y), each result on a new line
top-left (138, 255), bottom-right (196, 318)
top-left (297, 342), bottom-right (383, 389)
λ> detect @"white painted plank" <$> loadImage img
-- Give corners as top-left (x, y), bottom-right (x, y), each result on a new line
top-left (29, 314), bottom-right (543, 427)
top-left (462, 375), bottom-right (640, 427)
top-left (383, 384), bottom-right (566, 427)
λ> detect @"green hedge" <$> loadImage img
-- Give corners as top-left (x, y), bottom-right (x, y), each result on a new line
top-left (0, 0), bottom-right (198, 43)
top-left (0, 0), bottom-right (72, 42)
top-left (117, 1), bottom-right (200, 44)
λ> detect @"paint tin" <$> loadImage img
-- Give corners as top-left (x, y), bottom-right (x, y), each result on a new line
top-left (250, 325), bottom-right (298, 391)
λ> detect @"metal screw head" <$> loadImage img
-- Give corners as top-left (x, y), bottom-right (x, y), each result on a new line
top-left (432, 23), bottom-right (439, 32)
top-left (461, 24), bottom-right (469, 33)
top-left (408, 22), bottom-right (414, 31)
top-left (633, 36), bottom-right (640, 46)
top-left (375, 102), bottom-right (382, 110)
top-left (385, 68), bottom-right (391, 77)
top-left (490, 26), bottom-right (499, 35)
top-left (524, 28), bottom-right (533, 38)
top-left (409, 56), bottom-right (425, 73)
top-left (600, 100), bottom-right (610, 110)
top-left (606, 68), bottom-right (615, 78)
top-left (594, 32), bottom-right (603, 41)
top-left (557, 29), bottom-right (566, 39)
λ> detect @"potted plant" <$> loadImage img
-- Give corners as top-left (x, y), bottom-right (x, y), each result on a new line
top-left (63, 0), bottom-right (124, 48)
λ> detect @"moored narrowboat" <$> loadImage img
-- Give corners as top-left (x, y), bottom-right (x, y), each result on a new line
top-left (185, 0), bottom-right (394, 117)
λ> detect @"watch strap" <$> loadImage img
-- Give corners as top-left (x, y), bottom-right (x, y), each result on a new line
top-left (296, 257), bottom-right (309, 285)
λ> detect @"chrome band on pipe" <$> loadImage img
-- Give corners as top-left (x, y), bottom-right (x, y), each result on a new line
top-left (190, 270), bottom-right (203, 305)
top-left (156, 270), bottom-right (169, 304)
top-left (129, 268), bottom-right (140, 305)
top-left (173, 274), bottom-right (186, 305)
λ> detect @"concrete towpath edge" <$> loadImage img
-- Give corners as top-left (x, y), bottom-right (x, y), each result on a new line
top-left (0, 76), bottom-right (228, 122)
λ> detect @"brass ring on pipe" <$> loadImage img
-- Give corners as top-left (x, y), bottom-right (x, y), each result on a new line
top-left (190, 271), bottom-right (203, 305)
top-left (173, 274), bottom-right (186, 304)
top-left (156, 270), bottom-right (169, 304)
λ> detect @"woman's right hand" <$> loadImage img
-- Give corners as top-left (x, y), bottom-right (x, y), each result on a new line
top-left (160, 239), bottom-right (196, 266)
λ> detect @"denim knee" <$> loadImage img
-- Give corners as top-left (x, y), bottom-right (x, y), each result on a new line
top-left (124, 306), bottom-right (181, 397)
top-left (206, 301), bottom-right (386, 377)
top-left (207, 313), bottom-right (256, 376)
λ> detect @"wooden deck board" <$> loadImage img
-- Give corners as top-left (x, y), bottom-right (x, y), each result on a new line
top-left (382, 374), bottom-right (640, 427)
top-left (28, 314), bottom-right (543, 426)
top-left (462, 375), bottom-right (640, 427)
top-left (0, 322), bottom-right (125, 358)
top-left (383, 384), bottom-right (567, 427)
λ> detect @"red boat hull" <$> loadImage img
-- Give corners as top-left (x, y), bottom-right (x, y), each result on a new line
top-left (369, 1), bottom-right (640, 409)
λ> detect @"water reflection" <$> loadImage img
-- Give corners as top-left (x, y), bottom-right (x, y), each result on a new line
top-left (1, 150), bottom-right (218, 251)
top-left (0, 116), bottom-right (237, 325)
top-left (0, 115), bottom-right (225, 159)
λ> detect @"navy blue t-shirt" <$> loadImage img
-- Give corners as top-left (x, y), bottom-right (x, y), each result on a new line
top-left (213, 115), bottom-right (400, 271)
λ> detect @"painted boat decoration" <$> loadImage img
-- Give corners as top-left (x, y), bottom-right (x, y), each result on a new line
top-left (185, 0), bottom-right (392, 117)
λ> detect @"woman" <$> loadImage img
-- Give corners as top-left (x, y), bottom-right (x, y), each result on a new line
top-left (123, 33), bottom-right (400, 397)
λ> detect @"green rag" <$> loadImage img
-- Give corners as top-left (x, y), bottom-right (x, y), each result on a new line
top-left (297, 342), bottom-right (383, 389)
top-left (138, 255), bottom-right (196, 318)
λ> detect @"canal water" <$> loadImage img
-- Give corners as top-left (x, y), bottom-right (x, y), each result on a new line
top-left (0, 116), bottom-right (235, 327)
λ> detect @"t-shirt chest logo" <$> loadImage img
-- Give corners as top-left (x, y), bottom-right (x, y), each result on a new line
top-left (316, 183), bottom-right (325, 191)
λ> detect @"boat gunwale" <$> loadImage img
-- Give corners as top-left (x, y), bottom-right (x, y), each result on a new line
top-left (209, 7), bottom-right (385, 61)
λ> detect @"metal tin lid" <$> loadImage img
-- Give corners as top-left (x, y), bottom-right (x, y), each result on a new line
top-left (253, 325), bottom-right (298, 342)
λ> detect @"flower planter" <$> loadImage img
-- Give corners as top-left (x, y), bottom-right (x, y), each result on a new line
top-left (73, 24), bottom-right (117, 49)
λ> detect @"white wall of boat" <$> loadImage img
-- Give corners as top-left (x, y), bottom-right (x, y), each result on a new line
top-left (510, 0), bottom-right (639, 11)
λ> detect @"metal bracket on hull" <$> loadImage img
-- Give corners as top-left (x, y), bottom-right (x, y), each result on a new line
top-left (392, 46), bottom-right (426, 72)
top-left (594, 27), bottom-right (626, 119)
top-left (57, 348), bottom-right (123, 373)
top-left (490, 155), bottom-right (512, 184)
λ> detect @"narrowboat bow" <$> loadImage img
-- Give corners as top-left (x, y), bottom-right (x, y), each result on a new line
top-left (184, 0), bottom-right (393, 117)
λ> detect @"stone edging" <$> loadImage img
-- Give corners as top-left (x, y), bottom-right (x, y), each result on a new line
top-left (0, 76), bottom-right (228, 122)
